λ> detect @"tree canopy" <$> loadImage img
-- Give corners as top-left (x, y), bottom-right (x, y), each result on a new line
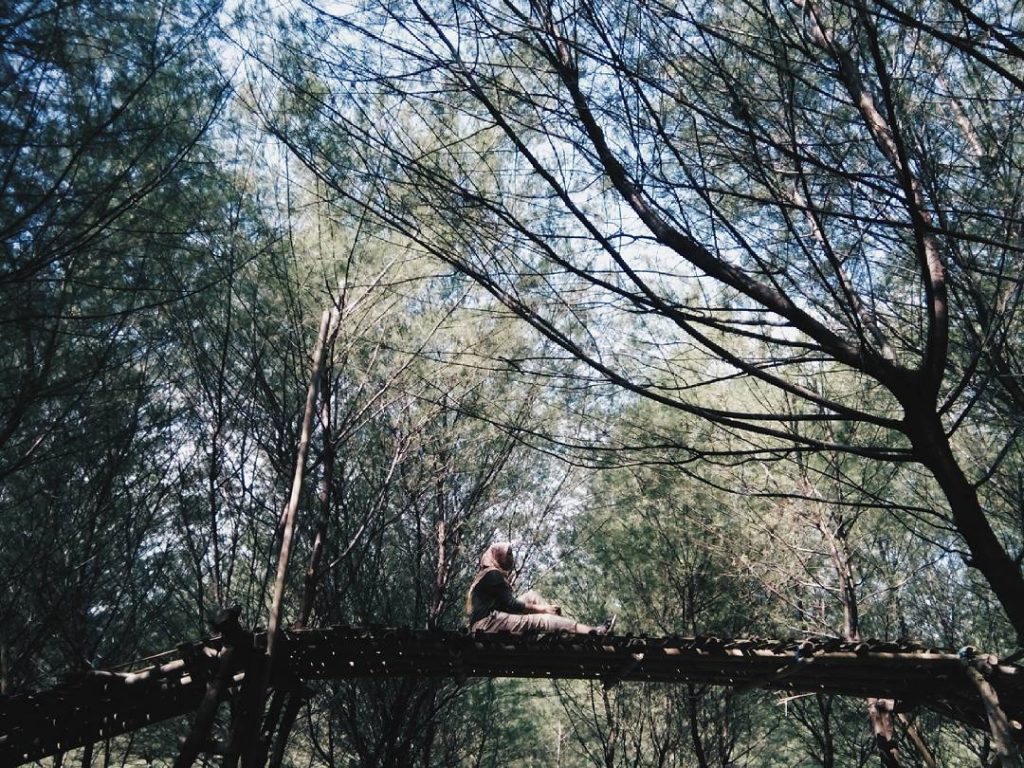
top-left (4, 0), bottom-right (1024, 765)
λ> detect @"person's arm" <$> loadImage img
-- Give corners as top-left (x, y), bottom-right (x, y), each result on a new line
top-left (488, 572), bottom-right (562, 615)
top-left (488, 571), bottom-right (526, 613)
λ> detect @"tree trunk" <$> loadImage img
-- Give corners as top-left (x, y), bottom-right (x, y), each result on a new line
top-left (686, 686), bottom-right (711, 768)
top-left (814, 694), bottom-right (835, 768)
top-left (0, 636), bottom-right (8, 694)
top-left (819, 506), bottom-right (902, 768)
top-left (266, 308), bottom-right (333, 659)
top-left (904, 405), bottom-right (1024, 643)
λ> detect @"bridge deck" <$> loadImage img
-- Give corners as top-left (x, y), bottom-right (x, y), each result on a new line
top-left (2, 628), bottom-right (1021, 765)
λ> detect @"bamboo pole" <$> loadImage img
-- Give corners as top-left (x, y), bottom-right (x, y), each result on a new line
top-left (266, 308), bottom-right (333, 660)
top-left (296, 363), bottom-right (334, 630)
top-left (241, 308), bottom-right (336, 768)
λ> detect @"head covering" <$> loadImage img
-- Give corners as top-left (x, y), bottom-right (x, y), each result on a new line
top-left (478, 542), bottom-right (514, 573)
top-left (465, 542), bottom-right (514, 616)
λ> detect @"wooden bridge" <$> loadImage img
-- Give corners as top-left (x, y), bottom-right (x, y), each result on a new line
top-left (2, 626), bottom-right (1022, 766)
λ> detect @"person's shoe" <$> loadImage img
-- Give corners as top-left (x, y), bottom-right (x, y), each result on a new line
top-left (591, 615), bottom-right (617, 636)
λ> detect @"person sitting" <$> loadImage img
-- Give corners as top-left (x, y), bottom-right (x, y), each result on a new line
top-left (466, 542), bottom-right (615, 635)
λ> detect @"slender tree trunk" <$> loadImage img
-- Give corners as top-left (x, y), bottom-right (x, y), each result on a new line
top-left (428, 520), bottom-right (451, 630)
top-left (820, 507), bottom-right (903, 767)
top-left (686, 686), bottom-right (710, 768)
top-left (819, 514), bottom-right (859, 644)
top-left (600, 686), bottom-right (618, 768)
top-left (0, 636), bottom-right (8, 694)
top-left (270, 337), bottom-right (338, 768)
top-left (266, 308), bottom-right (333, 659)
top-left (814, 694), bottom-right (835, 768)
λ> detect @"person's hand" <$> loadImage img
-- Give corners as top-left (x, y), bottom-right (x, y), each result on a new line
top-left (547, 605), bottom-right (562, 616)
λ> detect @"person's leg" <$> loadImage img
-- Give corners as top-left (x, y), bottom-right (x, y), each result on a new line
top-left (519, 613), bottom-right (594, 633)
top-left (473, 610), bottom-right (595, 634)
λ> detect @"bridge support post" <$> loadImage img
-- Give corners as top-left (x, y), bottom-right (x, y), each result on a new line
top-left (174, 608), bottom-right (249, 768)
top-left (268, 687), bottom-right (307, 768)
top-left (964, 658), bottom-right (1022, 768)
top-left (867, 698), bottom-right (901, 767)
top-left (897, 713), bottom-right (937, 768)
top-left (223, 644), bottom-right (268, 768)
top-left (232, 635), bottom-right (305, 768)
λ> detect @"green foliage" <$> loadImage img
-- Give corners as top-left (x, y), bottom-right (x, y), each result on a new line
top-left (0, 0), bottom-right (249, 684)
top-left (5, 0), bottom-right (1024, 765)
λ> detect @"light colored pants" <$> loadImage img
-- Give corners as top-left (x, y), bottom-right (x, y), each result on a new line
top-left (471, 610), bottom-right (582, 633)
top-left (471, 590), bottom-right (586, 633)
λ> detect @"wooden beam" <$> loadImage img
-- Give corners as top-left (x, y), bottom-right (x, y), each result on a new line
top-left (3, 629), bottom-right (1023, 767)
